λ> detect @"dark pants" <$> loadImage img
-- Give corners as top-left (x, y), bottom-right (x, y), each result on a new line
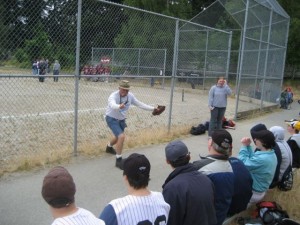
top-left (38, 76), bottom-right (45, 82)
top-left (208, 107), bottom-right (226, 136)
top-left (53, 70), bottom-right (59, 82)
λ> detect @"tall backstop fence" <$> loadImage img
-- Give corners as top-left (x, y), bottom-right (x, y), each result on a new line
top-left (190, 0), bottom-right (290, 115)
top-left (0, 0), bottom-right (288, 173)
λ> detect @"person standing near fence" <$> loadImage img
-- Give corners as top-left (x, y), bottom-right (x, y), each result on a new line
top-left (208, 76), bottom-right (232, 137)
top-left (105, 80), bottom-right (158, 170)
top-left (38, 58), bottom-right (46, 82)
top-left (53, 60), bottom-right (61, 82)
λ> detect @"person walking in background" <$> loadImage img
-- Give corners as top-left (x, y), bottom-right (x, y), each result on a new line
top-left (163, 140), bottom-right (217, 225)
top-left (41, 166), bottom-right (105, 225)
top-left (193, 130), bottom-right (234, 225)
top-left (99, 153), bottom-right (170, 225)
top-left (208, 76), bottom-right (232, 137)
top-left (238, 130), bottom-right (277, 206)
top-left (286, 120), bottom-right (300, 168)
top-left (105, 80), bottom-right (160, 170)
top-left (53, 60), bottom-right (61, 82)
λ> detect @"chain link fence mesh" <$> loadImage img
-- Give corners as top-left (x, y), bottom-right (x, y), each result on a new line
top-left (191, 0), bottom-right (289, 112)
top-left (0, 0), bottom-right (288, 174)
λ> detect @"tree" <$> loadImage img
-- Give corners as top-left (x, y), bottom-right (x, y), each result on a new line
top-left (277, 0), bottom-right (300, 79)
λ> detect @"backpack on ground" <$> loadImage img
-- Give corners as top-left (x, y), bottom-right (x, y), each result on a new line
top-left (254, 201), bottom-right (289, 225)
top-left (190, 124), bottom-right (206, 135)
top-left (277, 164), bottom-right (293, 191)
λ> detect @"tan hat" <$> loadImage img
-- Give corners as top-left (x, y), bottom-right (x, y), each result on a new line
top-left (119, 80), bottom-right (130, 90)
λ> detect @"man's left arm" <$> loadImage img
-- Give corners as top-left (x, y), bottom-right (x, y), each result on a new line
top-left (131, 95), bottom-right (154, 111)
top-left (99, 204), bottom-right (118, 225)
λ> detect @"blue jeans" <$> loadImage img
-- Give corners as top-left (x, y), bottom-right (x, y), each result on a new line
top-left (208, 107), bottom-right (226, 136)
top-left (105, 116), bottom-right (127, 137)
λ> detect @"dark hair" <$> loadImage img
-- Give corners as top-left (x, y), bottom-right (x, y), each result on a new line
top-left (256, 138), bottom-right (275, 149)
top-left (49, 198), bottom-right (74, 209)
top-left (169, 154), bottom-right (190, 167)
top-left (124, 172), bottom-right (150, 189)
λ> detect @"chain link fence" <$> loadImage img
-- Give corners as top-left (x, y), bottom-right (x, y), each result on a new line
top-left (0, 0), bottom-right (288, 174)
top-left (190, 0), bottom-right (289, 114)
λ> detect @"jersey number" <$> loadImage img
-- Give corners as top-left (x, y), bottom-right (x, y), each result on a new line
top-left (137, 215), bottom-right (167, 225)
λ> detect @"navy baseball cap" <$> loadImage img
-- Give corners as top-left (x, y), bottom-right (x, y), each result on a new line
top-left (250, 123), bottom-right (267, 139)
top-left (123, 153), bottom-right (150, 181)
top-left (165, 140), bottom-right (189, 162)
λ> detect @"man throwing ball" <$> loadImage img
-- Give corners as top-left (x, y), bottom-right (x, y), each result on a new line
top-left (105, 80), bottom-right (165, 170)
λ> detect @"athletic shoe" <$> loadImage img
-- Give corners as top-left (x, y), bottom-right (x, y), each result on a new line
top-left (115, 158), bottom-right (124, 170)
top-left (106, 146), bottom-right (116, 155)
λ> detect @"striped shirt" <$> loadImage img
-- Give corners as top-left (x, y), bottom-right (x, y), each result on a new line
top-left (100, 191), bottom-right (170, 225)
top-left (51, 208), bottom-right (105, 225)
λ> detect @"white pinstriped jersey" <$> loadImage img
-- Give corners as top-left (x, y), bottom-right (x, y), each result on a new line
top-left (51, 207), bottom-right (105, 225)
top-left (100, 191), bottom-right (170, 225)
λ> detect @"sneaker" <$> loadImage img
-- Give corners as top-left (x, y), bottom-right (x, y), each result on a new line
top-left (106, 146), bottom-right (116, 155)
top-left (115, 158), bottom-right (125, 170)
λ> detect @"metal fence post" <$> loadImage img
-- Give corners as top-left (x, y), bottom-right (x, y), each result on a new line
top-left (73, 0), bottom-right (82, 157)
top-left (226, 31), bottom-right (232, 80)
top-left (260, 9), bottom-right (273, 109)
top-left (234, 0), bottom-right (249, 120)
top-left (203, 29), bottom-right (209, 90)
top-left (168, 19), bottom-right (179, 132)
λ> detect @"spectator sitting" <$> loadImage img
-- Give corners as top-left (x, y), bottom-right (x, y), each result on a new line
top-left (41, 166), bottom-right (105, 225)
top-left (286, 87), bottom-right (293, 109)
top-left (238, 130), bottom-right (277, 206)
top-left (280, 89), bottom-right (288, 109)
top-left (286, 120), bottom-right (300, 168)
top-left (193, 129), bottom-right (234, 225)
top-left (269, 126), bottom-right (293, 181)
top-left (250, 123), bottom-right (282, 189)
top-left (163, 140), bottom-right (217, 225)
top-left (227, 156), bottom-right (253, 216)
top-left (100, 153), bottom-right (170, 225)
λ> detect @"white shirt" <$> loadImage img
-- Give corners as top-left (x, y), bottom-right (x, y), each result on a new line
top-left (51, 208), bottom-right (105, 225)
top-left (102, 191), bottom-right (170, 225)
top-left (105, 91), bottom-right (154, 120)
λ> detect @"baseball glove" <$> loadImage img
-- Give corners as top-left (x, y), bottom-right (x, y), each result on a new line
top-left (152, 105), bottom-right (166, 116)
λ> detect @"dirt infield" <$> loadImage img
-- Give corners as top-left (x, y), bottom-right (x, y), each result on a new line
top-left (0, 76), bottom-right (271, 173)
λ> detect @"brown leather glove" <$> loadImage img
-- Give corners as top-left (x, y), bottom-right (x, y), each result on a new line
top-left (152, 105), bottom-right (166, 116)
